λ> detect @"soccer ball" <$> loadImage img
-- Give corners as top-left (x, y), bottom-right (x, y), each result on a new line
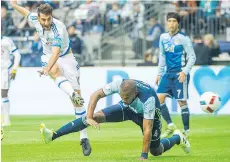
top-left (200, 92), bottom-right (221, 113)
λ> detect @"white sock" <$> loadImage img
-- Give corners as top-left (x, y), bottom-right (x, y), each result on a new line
top-left (2, 97), bottom-right (10, 124)
top-left (55, 76), bottom-right (75, 97)
top-left (75, 106), bottom-right (88, 139)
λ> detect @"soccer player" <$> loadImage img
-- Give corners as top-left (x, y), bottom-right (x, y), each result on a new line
top-left (10, 1), bottom-right (91, 155)
top-left (155, 12), bottom-right (196, 138)
top-left (1, 36), bottom-right (21, 126)
top-left (40, 79), bottom-right (190, 160)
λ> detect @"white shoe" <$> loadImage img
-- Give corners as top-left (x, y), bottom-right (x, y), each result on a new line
top-left (174, 129), bottom-right (190, 154)
top-left (161, 123), bottom-right (177, 138)
top-left (40, 123), bottom-right (54, 144)
top-left (183, 130), bottom-right (190, 139)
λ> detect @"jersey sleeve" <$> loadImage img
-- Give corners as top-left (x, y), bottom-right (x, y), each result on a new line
top-left (51, 24), bottom-right (66, 48)
top-left (102, 80), bottom-right (123, 96)
top-left (143, 96), bottom-right (156, 120)
top-left (27, 12), bottom-right (38, 26)
top-left (182, 36), bottom-right (196, 75)
top-left (157, 35), bottom-right (166, 76)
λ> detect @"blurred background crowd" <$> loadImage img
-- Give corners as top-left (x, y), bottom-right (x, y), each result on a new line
top-left (1, 0), bottom-right (230, 67)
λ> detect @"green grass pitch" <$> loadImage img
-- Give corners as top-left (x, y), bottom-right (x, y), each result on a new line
top-left (2, 115), bottom-right (230, 162)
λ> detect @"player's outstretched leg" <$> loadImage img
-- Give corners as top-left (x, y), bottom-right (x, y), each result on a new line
top-left (74, 106), bottom-right (91, 156)
top-left (40, 117), bottom-right (89, 144)
top-left (150, 129), bottom-right (190, 156)
top-left (160, 103), bottom-right (177, 138)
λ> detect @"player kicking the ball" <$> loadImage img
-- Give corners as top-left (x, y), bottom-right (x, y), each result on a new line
top-left (10, 1), bottom-right (91, 155)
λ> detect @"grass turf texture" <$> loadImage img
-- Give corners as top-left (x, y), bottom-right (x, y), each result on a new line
top-left (2, 115), bottom-right (230, 162)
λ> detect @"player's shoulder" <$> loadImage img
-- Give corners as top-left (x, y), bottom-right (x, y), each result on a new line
top-left (52, 18), bottom-right (66, 29)
top-left (177, 32), bottom-right (189, 39)
top-left (28, 12), bottom-right (38, 20)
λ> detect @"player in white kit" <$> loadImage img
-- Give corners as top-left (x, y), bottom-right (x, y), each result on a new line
top-left (1, 36), bottom-right (21, 126)
top-left (10, 1), bottom-right (91, 155)
top-left (1, 36), bottom-right (21, 140)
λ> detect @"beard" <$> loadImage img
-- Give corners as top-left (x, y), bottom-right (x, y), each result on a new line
top-left (42, 25), bottom-right (51, 30)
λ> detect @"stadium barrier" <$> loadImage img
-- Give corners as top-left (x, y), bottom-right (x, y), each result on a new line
top-left (9, 66), bottom-right (230, 115)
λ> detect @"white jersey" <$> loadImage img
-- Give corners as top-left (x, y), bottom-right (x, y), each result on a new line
top-left (27, 13), bottom-right (70, 57)
top-left (1, 36), bottom-right (18, 69)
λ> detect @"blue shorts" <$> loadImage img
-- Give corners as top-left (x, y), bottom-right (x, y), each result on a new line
top-left (102, 104), bottom-right (162, 148)
top-left (157, 73), bottom-right (190, 100)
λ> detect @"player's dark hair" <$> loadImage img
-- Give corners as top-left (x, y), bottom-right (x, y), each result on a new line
top-left (167, 12), bottom-right (180, 23)
top-left (37, 3), bottom-right (53, 16)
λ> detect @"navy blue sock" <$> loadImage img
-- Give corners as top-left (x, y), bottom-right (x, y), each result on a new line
top-left (160, 103), bottom-right (172, 124)
top-left (52, 117), bottom-right (88, 141)
top-left (181, 106), bottom-right (190, 131)
top-left (161, 135), bottom-right (180, 152)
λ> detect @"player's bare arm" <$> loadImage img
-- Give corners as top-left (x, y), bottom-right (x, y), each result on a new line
top-left (43, 47), bottom-right (61, 75)
top-left (141, 119), bottom-right (153, 157)
top-left (86, 89), bottom-right (106, 129)
top-left (10, 0), bottom-right (30, 17)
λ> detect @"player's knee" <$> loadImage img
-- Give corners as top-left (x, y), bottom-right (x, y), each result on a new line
top-left (157, 94), bottom-right (166, 104)
top-left (150, 148), bottom-right (163, 156)
top-left (150, 144), bottom-right (163, 156)
top-left (1, 89), bottom-right (8, 98)
top-left (93, 111), bottom-right (106, 123)
top-left (49, 66), bottom-right (61, 78)
top-left (178, 100), bottom-right (187, 107)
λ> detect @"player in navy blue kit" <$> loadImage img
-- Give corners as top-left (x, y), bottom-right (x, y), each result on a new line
top-left (155, 12), bottom-right (196, 138)
top-left (40, 79), bottom-right (190, 160)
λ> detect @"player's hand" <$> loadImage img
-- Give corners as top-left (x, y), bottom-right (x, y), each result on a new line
top-left (155, 75), bottom-right (161, 86)
top-left (10, 69), bottom-right (17, 80)
top-left (38, 68), bottom-right (49, 77)
top-left (86, 118), bottom-right (100, 130)
top-left (138, 157), bottom-right (147, 161)
top-left (177, 71), bottom-right (186, 83)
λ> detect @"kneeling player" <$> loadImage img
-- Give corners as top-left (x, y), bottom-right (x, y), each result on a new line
top-left (40, 79), bottom-right (190, 160)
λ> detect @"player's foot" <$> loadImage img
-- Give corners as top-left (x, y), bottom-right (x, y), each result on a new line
top-left (1, 127), bottom-right (4, 140)
top-left (80, 138), bottom-right (92, 156)
top-left (71, 92), bottom-right (84, 106)
top-left (40, 123), bottom-right (54, 144)
top-left (174, 129), bottom-right (190, 154)
top-left (183, 129), bottom-right (190, 139)
top-left (161, 123), bottom-right (177, 138)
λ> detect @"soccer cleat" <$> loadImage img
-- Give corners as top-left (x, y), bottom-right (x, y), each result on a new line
top-left (80, 138), bottom-right (92, 156)
top-left (161, 123), bottom-right (177, 138)
top-left (1, 127), bottom-right (4, 140)
top-left (71, 92), bottom-right (84, 106)
top-left (174, 129), bottom-right (190, 154)
top-left (183, 129), bottom-right (190, 139)
top-left (40, 123), bottom-right (54, 144)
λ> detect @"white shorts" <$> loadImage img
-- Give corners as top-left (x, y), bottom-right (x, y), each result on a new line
top-left (1, 68), bottom-right (10, 90)
top-left (41, 53), bottom-right (80, 90)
